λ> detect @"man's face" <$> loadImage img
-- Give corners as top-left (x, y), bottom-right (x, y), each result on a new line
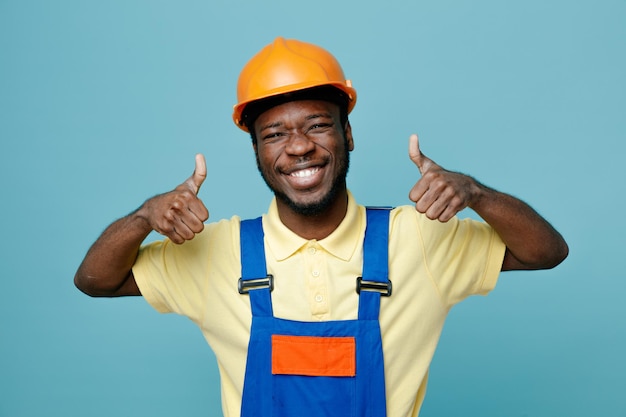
top-left (253, 99), bottom-right (353, 216)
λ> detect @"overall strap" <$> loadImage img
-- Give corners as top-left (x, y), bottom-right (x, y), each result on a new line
top-left (358, 208), bottom-right (392, 320)
top-left (239, 217), bottom-right (273, 317)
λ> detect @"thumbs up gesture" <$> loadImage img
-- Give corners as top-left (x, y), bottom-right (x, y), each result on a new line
top-left (408, 134), bottom-right (480, 222)
top-left (138, 154), bottom-right (210, 244)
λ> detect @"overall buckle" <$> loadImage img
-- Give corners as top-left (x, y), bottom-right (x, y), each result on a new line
top-left (238, 275), bottom-right (274, 294)
top-left (356, 277), bottom-right (392, 297)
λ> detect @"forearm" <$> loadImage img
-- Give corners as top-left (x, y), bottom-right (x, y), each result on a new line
top-left (470, 183), bottom-right (569, 271)
top-left (74, 212), bottom-right (152, 296)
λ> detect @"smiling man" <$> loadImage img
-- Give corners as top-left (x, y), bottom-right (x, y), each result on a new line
top-left (75, 37), bottom-right (568, 417)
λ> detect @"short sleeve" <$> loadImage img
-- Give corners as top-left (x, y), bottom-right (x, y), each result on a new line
top-left (132, 217), bottom-right (240, 323)
top-left (391, 207), bottom-right (506, 308)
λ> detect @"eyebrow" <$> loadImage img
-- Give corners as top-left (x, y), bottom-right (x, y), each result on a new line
top-left (259, 121), bottom-right (283, 132)
top-left (259, 112), bottom-right (334, 133)
top-left (305, 112), bottom-right (333, 121)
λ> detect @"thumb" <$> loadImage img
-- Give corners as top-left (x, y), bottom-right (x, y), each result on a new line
top-left (408, 133), bottom-right (438, 175)
top-left (184, 153), bottom-right (207, 194)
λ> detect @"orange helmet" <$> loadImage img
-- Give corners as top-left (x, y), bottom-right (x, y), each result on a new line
top-left (233, 37), bottom-right (357, 132)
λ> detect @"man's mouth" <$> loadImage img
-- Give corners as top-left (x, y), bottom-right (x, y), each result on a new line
top-left (281, 164), bottom-right (326, 190)
top-left (290, 167), bottom-right (320, 178)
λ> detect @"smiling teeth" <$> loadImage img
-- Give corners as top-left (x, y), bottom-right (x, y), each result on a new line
top-left (291, 168), bottom-right (319, 178)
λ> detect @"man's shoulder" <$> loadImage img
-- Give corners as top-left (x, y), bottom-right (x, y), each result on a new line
top-left (203, 215), bottom-right (244, 237)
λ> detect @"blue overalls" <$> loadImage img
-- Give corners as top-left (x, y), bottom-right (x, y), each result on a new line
top-left (238, 208), bottom-right (392, 417)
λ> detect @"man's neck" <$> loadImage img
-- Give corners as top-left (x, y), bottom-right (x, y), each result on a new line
top-left (276, 191), bottom-right (349, 240)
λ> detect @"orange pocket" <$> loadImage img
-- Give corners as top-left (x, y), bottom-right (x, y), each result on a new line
top-left (272, 335), bottom-right (356, 377)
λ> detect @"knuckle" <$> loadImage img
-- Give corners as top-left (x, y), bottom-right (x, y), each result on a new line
top-left (171, 200), bottom-right (184, 211)
top-left (423, 171), bottom-right (438, 181)
top-left (163, 210), bottom-right (176, 222)
top-left (160, 222), bottom-right (174, 233)
top-left (450, 195), bottom-right (463, 208)
top-left (181, 189), bottom-right (196, 199)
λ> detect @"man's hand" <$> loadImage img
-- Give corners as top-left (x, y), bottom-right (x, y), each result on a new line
top-left (408, 134), bottom-right (480, 222)
top-left (137, 154), bottom-right (209, 244)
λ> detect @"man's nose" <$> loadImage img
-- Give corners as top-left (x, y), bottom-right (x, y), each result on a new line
top-left (285, 133), bottom-right (315, 155)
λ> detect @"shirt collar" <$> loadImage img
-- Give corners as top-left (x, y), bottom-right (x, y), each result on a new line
top-left (263, 191), bottom-right (364, 262)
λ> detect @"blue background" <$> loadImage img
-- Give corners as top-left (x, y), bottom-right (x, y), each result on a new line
top-left (1, 0), bottom-right (624, 416)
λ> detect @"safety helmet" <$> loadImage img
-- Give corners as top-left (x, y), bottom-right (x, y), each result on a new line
top-left (233, 37), bottom-right (357, 132)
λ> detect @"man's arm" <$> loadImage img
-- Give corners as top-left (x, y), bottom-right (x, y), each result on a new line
top-left (407, 134), bottom-right (568, 271)
top-left (74, 154), bottom-right (209, 296)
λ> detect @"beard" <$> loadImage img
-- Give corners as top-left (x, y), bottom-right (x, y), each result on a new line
top-left (256, 139), bottom-right (351, 217)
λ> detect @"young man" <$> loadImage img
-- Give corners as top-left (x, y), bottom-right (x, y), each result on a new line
top-left (75, 37), bottom-right (568, 416)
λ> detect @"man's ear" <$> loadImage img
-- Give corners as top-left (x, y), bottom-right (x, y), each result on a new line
top-left (344, 120), bottom-right (354, 151)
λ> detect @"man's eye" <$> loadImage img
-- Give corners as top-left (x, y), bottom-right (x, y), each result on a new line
top-left (263, 132), bottom-right (283, 141)
top-left (309, 123), bottom-right (331, 131)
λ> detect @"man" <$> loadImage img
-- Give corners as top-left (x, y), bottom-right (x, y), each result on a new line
top-left (75, 37), bottom-right (568, 416)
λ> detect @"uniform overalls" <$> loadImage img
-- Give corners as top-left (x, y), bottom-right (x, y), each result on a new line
top-left (238, 208), bottom-right (392, 417)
